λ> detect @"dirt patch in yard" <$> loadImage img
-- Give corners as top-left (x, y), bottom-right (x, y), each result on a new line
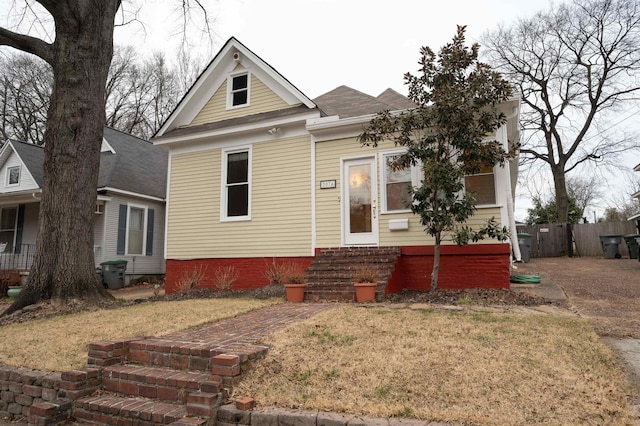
top-left (514, 257), bottom-right (640, 338)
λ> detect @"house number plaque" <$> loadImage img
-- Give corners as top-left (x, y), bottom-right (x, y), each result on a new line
top-left (320, 180), bottom-right (336, 189)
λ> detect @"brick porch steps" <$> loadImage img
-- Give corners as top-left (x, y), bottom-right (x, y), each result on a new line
top-left (74, 394), bottom-right (189, 424)
top-left (305, 246), bottom-right (401, 302)
top-left (102, 364), bottom-right (221, 402)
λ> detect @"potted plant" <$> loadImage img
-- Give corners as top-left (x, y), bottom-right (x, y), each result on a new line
top-left (353, 266), bottom-right (378, 303)
top-left (1, 270), bottom-right (22, 299)
top-left (282, 263), bottom-right (306, 303)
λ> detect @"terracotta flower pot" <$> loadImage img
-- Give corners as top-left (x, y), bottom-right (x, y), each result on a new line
top-left (354, 282), bottom-right (377, 303)
top-left (284, 283), bottom-right (306, 303)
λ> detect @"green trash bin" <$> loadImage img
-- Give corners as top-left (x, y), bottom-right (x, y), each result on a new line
top-left (624, 234), bottom-right (640, 259)
top-left (599, 234), bottom-right (623, 259)
top-left (517, 233), bottom-right (532, 263)
top-left (100, 260), bottom-right (128, 289)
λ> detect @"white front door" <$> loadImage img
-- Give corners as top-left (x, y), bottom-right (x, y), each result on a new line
top-left (342, 157), bottom-right (378, 246)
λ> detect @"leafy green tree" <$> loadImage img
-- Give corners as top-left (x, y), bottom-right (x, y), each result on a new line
top-left (526, 197), bottom-right (583, 225)
top-left (359, 26), bottom-right (513, 292)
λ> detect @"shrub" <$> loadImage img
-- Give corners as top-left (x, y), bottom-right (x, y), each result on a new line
top-left (213, 265), bottom-right (240, 290)
top-left (0, 270), bottom-right (21, 296)
top-left (353, 265), bottom-right (377, 283)
top-left (264, 258), bottom-right (288, 285)
top-left (176, 265), bottom-right (207, 293)
top-left (281, 263), bottom-right (306, 284)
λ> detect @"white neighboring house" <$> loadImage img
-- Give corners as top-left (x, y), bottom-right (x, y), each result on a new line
top-left (0, 127), bottom-right (167, 282)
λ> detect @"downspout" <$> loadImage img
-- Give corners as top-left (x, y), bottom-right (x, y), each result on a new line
top-left (507, 189), bottom-right (522, 263)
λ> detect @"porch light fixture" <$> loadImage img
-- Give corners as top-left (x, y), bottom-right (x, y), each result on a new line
top-left (267, 127), bottom-right (281, 135)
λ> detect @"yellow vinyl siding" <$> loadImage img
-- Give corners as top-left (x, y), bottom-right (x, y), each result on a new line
top-left (190, 72), bottom-right (291, 126)
top-left (167, 136), bottom-right (312, 259)
top-left (378, 207), bottom-right (502, 246)
top-left (315, 136), bottom-right (504, 248)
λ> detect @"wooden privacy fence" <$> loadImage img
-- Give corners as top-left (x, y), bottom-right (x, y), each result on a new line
top-left (515, 221), bottom-right (639, 258)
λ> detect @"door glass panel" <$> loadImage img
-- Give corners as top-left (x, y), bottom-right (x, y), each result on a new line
top-left (349, 164), bottom-right (372, 233)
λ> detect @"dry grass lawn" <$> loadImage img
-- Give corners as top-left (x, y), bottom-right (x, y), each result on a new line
top-left (0, 298), bottom-right (279, 371)
top-left (236, 306), bottom-right (638, 425)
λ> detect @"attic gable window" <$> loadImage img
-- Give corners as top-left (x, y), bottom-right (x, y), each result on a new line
top-left (227, 72), bottom-right (250, 108)
top-left (6, 166), bottom-right (20, 186)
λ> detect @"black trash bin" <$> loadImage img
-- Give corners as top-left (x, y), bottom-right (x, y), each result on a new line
top-left (517, 233), bottom-right (532, 262)
top-left (624, 234), bottom-right (640, 259)
top-left (100, 260), bottom-right (128, 289)
top-left (599, 234), bottom-right (623, 259)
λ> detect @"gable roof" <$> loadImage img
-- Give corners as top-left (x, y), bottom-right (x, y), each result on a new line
top-left (10, 140), bottom-right (45, 186)
top-left (0, 128), bottom-right (167, 200)
top-left (313, 85), bottom-right (415, 119)
top-left (98, 127), bottom-right (167, 199)
top-left (155, 37), bottom-right (317, 138)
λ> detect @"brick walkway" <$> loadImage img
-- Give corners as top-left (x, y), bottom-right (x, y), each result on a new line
top-left (156, 303), bottom-right (334, 346)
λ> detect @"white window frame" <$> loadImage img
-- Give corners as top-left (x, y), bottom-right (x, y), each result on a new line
top-left (226, 71), bottom-right (251, 109)
top-left (6, 166), bottom-right (20, 187)
top-left (379, 150), bottom-right (421, 214)
top-left (125, 203), bottom-right (147, 256)
top-left (464, 166), bottom-right (497, 207)
top-left (221, 146), bottom-right (252, 222)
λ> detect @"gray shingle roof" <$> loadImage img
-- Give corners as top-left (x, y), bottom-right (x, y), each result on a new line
top-left (11, 140), bottom-right (45, 186)
top-left (98, 127), bottom-right (167, 199)
top-left (313, 86), bottom-right (415, 119)
top-left (10, 127), bottom-right (167, 199)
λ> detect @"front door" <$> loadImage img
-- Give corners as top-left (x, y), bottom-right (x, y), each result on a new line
top-left (342, 157), bottom-right (378, 245)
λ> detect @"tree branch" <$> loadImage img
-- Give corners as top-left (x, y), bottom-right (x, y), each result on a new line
top-left (0, 27), bottom-right (53, 65)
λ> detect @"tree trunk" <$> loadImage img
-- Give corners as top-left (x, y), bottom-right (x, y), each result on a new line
top-left (2, 1), bottom-right (119, 316)
top-left (430, 232), bottom-right (442, 292)
top-left (552, 165), bottom-right (570, 223)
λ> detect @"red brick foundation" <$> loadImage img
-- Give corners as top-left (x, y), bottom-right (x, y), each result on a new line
top-left (165, 244), bottom-right (511, 294)
top-left (387, 244), bottom-right (511, 292)
top-left (165, 257), bottom-right (314, 294)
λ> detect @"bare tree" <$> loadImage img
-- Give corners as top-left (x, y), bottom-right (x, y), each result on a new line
top-left (0, 53), bottom-right (52, 145)
top-left (482, 0), bottom-right (640, 223)
top-left (0, 0), bottom-right (212, 316)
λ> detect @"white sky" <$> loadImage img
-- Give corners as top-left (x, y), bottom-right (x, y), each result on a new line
top-left (3, 0), bottom-right (638, 221)
top-left (115, 0), bottom-right (549, 99)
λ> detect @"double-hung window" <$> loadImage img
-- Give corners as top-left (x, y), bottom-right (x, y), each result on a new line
top-left (222, 148), bottom-right (251, 220)
top-left (464, 165), bottom-right (496, 205)
top-left (127, 206), bottom-right (146, 255)
top-left (6, 166), bottom-right (20, 186)
top-left (381, 152), bottom-right (420, 213)
top-left (228, 72), bottom-right (249, 108)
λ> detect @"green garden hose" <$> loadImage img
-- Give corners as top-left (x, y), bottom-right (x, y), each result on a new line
top-left (510, 274), bottom-right (541, 284)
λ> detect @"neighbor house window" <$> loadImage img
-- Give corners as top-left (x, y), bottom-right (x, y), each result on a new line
top-left (127, 205), bottom-right (146, 255)
top-left (381, 152), bottom-right (420, 213)
top-left (0, 207), bottom-right (17, 252)
top-left (465, 165), bottom-right (496, 205)
top-left (117, 204), bottom-right (155, 256)
top-left (228, 72), bottom-right (249, 108)
top-left (222, 148), bottom-right (251, 220)
top-left (6, 166), bottom-right (20, 186)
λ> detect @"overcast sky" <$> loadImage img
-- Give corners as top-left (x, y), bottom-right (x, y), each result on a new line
top-left (3, 0), bottom-right (638, 221)
top-left (114, 0), bottom-right (551, 99)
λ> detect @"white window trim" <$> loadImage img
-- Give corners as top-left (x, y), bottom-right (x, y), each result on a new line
top-left (6, 165), bottom-right (20, 187)
top-left (220, 146), bottom-right (252, 222)
top-left (226, 71), bottom-right (251, 110)
top-left (125, 203), bottom-right (148, 256)
top-left (379, 150), bottom-right (421, 214)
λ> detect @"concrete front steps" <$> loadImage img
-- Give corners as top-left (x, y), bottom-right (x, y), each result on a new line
top-left (305, 246), bottom-right (401, 302)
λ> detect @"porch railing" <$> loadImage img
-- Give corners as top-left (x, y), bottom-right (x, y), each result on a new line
top-left (0, 244), bottom-right (36, 271)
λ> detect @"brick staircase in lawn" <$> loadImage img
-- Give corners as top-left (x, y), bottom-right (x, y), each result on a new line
top-left (68, 338), bottom-right (266, 425)
top-left (31, 304), bottom-right (334, 426)
top-left (305, 246), bottom-right (401, 302)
